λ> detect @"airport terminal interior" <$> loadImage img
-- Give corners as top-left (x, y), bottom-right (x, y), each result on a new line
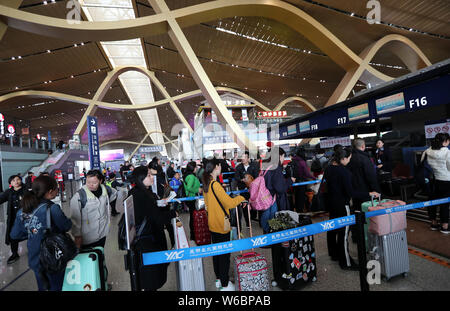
top-left (0, 0), bottom-right (449, 293)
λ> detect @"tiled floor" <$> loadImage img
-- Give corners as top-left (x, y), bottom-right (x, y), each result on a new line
top-left (1, 199), bottom-right (449, 291)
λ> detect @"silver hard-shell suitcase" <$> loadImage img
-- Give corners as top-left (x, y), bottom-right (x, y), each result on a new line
top-left (172, 218), bottom-right (205, 291)
top-left (368, 230), bottom-right (409, 280)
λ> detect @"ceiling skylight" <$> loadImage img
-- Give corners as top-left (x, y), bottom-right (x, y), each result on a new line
top-left (79, 0), bottom-right (167, 156)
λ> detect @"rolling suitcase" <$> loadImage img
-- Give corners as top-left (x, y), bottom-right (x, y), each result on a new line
top-left (172, 218), bottom-right (206, 291)
top-left (368, 230), bottom-right (409, 280)
top-left (270, 211), bottom-right (317, 290)
top-left (362, 196), bottom-right (407, 249)
top-left (62, 247), bottom-right (107, 291)
top-left (193, 200), bottom-right (211, 246)
top-left (234, 203), bottom-right (271, 291)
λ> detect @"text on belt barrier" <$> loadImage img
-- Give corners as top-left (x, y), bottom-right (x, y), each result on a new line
top-left (168, 179), bottom-right (322, 203)
top-left (142, 197), bottom-right (450, 266)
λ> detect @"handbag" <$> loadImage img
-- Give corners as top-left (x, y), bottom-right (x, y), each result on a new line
top-left (211, 181), bottom-right (231, 232)
top-left (39, 204), bottom-right (78, 276)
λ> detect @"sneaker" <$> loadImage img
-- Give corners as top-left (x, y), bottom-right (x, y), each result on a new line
top-left (7, 253), bottom-right (19, 265)
top-left (215, 279), bottom-right (221, 289)
top-left (220, 282), bottom-right (235, 291)
top-left (440, 227), bottom-right (450, 234)
top-left (430, 224), bottom-right (440, 231)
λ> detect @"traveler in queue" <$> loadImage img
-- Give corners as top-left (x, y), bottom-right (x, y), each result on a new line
top-left (183, 161), bottom-right (201, 241)
top-left (421, 133), bottom-right (450, 234)
top-left (203, 159), bottom-right (245, 291)
top-left (347, 138), bottom-right (380, 242)
top-left (324, 147), bottom-right (380, 270)
top-left (233, 151), bottom-right (259, 228)
top-left (291, 147), bottom-right (316, 213)
top-left (261, 147), bottom-right (294, 233)
top-left (128, 166), bottom-right (178, 291)
top-left (70, 170), bottom-right (117, 249)
top-left (10, 175), bottom-right (72, 290)
top-left (1, 175), bottom-right (27, 265)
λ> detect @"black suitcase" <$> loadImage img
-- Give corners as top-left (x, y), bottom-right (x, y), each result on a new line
top-left (270, 213), bottom-right (317, 290)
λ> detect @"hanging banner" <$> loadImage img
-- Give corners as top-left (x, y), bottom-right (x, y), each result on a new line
top-left (241, 108), bottom-right (248, 121)
top-left (320, 136), bottom-right (352, 149)
top-left (87, 116), bottom-right (101, 170)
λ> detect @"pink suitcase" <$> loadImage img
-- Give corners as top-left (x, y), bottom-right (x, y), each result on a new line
top-left (368, 199), bottom-right (407, 236)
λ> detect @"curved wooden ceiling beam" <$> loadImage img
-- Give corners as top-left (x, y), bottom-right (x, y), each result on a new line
top-left (99, 139), bottom-right (177, 148)
top-left (0, 0), bottom-right (419, 82)
top-left (325, 34), bottom-right (432, 107)
top-left (273, 96), bottom-right (316, 112)
top-left (72, 66), bottom-right (192, 136)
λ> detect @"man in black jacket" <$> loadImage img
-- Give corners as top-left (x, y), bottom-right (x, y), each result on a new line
top-left (233, 151), bottom-right (260, 226)
top-left (347, 138), bottom-right (380, 242)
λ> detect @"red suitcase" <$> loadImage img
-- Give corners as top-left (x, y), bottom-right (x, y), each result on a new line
top-left (193, 208), bottom-right (211, 246)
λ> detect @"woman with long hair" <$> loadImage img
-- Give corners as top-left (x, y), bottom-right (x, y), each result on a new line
top-left (203, 159), bottom-right (245, 291)
top-left (10, 175), bottom-right (72, 290)
top-left (128, 166), bottom-right (178, 290)
top-left (421, 133), bottom-right (450, 234)
top-left (324, 147), bottom-right (380, 270)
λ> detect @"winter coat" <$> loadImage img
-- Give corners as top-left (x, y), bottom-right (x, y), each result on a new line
top-left (421, 147), bottom-right (450, 182)
top-left (10, 199), bottom-right (72, 271)
top-left (347, 148), bottom-right (380, 199)
top-left (263, 164), bottom-right (293, 211)
top-left (129, 186), bottom-right (176, 290)
top-left (0, 187), bottom-right (26, 245)
top-left (69, 185), bottom-right (117, 246)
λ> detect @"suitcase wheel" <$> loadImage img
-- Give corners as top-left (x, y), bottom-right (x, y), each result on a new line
top-left (89, 254), bottom-right (97, 261)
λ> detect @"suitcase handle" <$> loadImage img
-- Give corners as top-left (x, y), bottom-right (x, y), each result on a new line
top-left (240, 252), bottom-right (257, 258)
top-left (371, 194), bottom-right (381, 206)
top-left (235, 201), bottom-right (252, 254)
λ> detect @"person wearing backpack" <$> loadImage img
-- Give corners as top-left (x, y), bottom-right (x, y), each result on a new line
top-left (10, 175), bottom-right (72, 290)
top-left (311, 145), bottom-right (328, 177)
top-left (183, 161), bottom-right (201, 241)
top-left (203, 159), bottom-right (245, 291)
top-left (69, 170), bottom-right (117, 249)
top-left (258, 147), bottom-right (294, 233)
top-left (291, 147), bottom-right (316, 213)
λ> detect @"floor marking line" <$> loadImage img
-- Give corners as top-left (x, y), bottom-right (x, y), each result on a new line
top-left (408, 248), bottom-right (450, 269)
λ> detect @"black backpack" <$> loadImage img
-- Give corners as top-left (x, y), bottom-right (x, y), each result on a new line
top-left (118, 213), bottom-right (149, 251)
top-left (39, 205), bottom-right (78, 286)
top-left (311, 156), bottom-right (324, 173)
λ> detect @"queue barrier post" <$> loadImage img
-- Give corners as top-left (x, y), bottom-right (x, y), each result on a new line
top-left (355, 210), bottom-right (369, 292)
top-left (125, 249), bottom-right (140, 291)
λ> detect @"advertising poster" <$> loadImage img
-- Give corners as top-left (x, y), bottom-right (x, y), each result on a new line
top-left (348, 103), bottom-right (369, 121)
top-left (376, 92), bottom-right (405, 115)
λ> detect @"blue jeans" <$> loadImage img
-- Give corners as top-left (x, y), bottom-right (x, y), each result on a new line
top-left (33, 269), bottom-right (65, 291)
top-left (260, 201), bottom-right (278, 234)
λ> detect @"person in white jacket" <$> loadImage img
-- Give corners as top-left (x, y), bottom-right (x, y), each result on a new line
top-left (70, 170), bottom-right (117, 248)
top-left (421, 133), bottom-right (450, 234)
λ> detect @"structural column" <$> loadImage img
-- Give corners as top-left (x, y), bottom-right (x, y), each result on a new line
top-left (149, 0), bottom-right (256, 152)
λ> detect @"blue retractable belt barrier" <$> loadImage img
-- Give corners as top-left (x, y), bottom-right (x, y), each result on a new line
top-left (168, 179), bottom-right (322, 203)
top-left (142, 197), bottom-right (450, 266)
